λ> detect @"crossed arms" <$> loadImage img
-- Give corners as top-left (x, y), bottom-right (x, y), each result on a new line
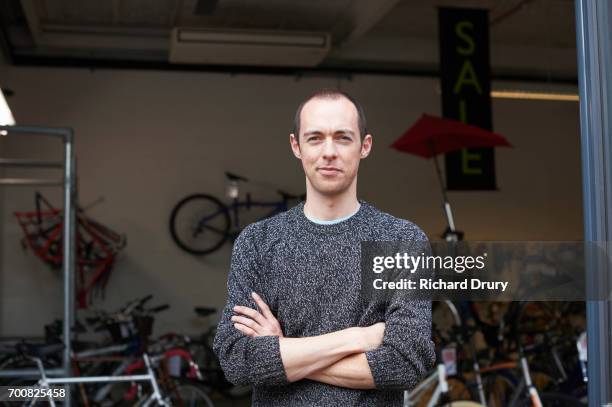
top-left (232, 291), bottom-right (384, 389)
top-left (212, 225), bottom-right (436, 390)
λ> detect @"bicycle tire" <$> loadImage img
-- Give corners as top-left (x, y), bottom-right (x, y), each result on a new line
top-left (169, 194), bottom-right (231, 255)
top-left (479, 369), bottom-right (518, 407)
top-left (169, 378), bottom-right (216, 407)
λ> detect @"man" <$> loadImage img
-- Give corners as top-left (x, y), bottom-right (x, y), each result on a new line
top-left (213, 89), bottom-right (435, 406)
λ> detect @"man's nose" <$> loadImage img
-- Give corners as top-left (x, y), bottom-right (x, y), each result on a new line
top-left (321, 139), bottom-right (338, 160)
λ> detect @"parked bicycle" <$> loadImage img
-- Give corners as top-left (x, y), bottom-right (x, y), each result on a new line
top-left (169, 172), bottom-right (304, 255)
top-left (406, 301), bottom-right (484, 407)
top-left (0, 296), bottom-right (216, 406)
top-left (15, 192), bottom-right (126, 307)
top-left (10, 344), bottom-right (211, 407)
top-left (428, 301), bottom-right (586, 407)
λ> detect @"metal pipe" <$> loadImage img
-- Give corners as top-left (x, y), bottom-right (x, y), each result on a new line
top-left (0, 178), bottom-right (62, 186)
top-left (0, 159), bottom-right (64, 168)
top-left (61, 127), bottom-right (76, 406)
top-left (0, 126), bottom-right (76, 388)
top-left (74, 343), bottom-right (129, 358)
top-left (575, 1), bottom-right (612, 406)
top-left (0, 125), bottom-right (71, 138)
top-left (0, 368), bottom-right (67, 378)
top-left (443, 202), bottom-right (456, 232)
top-left (45, 374), bottom-right (152, 384)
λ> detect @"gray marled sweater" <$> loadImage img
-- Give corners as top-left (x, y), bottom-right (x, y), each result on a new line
top-left (213, 201), bottom-right (435, 406)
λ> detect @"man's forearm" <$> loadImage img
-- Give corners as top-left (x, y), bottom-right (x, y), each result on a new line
top-left (232, 294), bottom-right (385, 384)
top-left (306, 353), bottom-right (375, 389)
top-left (279, 327), bottom-right (374, 382)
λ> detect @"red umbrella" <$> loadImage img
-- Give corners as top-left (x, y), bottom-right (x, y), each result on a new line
top-left (391, 113), bottom-right (512, 158)
top-left (391, 114), bottom-right (512, 240)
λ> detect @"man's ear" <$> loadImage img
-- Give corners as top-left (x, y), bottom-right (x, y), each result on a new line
top-left (360, 134), bottom-right (373, 159)
top-left (289, 133), bottom-right (302, 159)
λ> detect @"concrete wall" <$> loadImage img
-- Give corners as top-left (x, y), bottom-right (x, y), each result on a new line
top-left (0, 65), bottom-right (582, 336)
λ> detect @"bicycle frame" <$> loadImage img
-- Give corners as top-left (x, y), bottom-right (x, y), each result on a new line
top-left (436, 300), bottom-right (488, 405)
top-left (15, 192), bottom-right (126, 307)
top-left (28, 353), bottom-right (167, 407)
top-left (404, 364), bottom-right (448, 407)
top-left (227, 197), bottom-right (288, 231)
top-left (123, 347), bottom-right (202, 402)
top-left (477, 353), bottom-right (544, 407)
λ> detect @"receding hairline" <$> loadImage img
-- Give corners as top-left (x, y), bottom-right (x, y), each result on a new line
top-left (302, 93), bottom-right (359, 112)
top-left (298, 96), bottom-right (360, 132)
top-left (292, 89), bottom-right (367, 139)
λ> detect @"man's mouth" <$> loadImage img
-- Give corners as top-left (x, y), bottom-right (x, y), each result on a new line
top-left (317, 167), bottom-right (342, 175)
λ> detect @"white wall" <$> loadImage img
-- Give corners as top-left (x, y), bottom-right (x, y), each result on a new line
top-left (0, 65), bottom-right (582, 337)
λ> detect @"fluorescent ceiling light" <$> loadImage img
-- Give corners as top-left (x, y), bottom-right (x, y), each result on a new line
top-left (178, 30), bottom-right (327, 47)
top-left (491, 90), bottom-right (579, 102)
top-left (0, 89), bottom-right (15, 126)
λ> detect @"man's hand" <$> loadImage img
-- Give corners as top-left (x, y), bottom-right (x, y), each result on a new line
top-left (362, 322), bottom-right (386, 351)
top-left (232, 292), bottom-right (284, 338)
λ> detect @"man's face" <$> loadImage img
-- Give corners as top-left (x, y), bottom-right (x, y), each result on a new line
top-left (290, 97), bottom-right (372, 197)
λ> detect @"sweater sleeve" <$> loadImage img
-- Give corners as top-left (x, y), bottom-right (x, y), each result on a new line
top-left (212, 224), bottom-right (289, 386)
top-left (364, 231), bottom-right (436, 390)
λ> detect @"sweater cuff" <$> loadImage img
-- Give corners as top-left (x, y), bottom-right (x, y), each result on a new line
top-left (247, 335), bottom-right (288, 386)
top-left (365, 347), bottom-right (410, 389)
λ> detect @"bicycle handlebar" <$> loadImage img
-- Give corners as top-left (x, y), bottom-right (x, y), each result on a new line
top-left (86, 296), bottom-right (165, 331)
top-left (149, 304), bottom-right (170, 313)
top-left (225, 172), bottom-right (249, 182)
top-left (122, 294), bottom-right (153, 315)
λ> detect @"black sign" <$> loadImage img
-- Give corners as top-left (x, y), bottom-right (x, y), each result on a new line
top-left (439, 8), bottom-right (496, 190)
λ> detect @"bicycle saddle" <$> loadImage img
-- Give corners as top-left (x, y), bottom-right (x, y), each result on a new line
top-left (194, 306), bottom-right (217, 317)
top-left (17, 342), bottom-right (65, 359)
top-left (225, 172), bottom-right (249, 182)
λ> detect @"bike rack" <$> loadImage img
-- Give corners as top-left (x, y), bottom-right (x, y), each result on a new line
top-left (0, 126), bottom-right (76, 402)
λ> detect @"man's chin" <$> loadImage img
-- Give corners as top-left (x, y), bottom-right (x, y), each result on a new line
top-left (311, 182), bottom-right (350, 196)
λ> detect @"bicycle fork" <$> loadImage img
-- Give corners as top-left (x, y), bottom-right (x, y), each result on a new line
top-left (466, 332), bottom-right (487, 405)
top-left (519, 354), bottom-right (543, 407)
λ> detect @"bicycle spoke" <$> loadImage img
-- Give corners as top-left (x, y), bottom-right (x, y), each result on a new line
top-left (195, 223), bottom-right (226, 236)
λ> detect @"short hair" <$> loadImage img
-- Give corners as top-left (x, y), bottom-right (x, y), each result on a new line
top-left (292, 89), bottom-right (367, 140)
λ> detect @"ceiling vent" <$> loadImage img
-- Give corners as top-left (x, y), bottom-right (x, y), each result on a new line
top-left (169, 27), bottom-right (331, 67)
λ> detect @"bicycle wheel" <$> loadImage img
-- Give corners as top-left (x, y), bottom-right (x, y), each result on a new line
top-left (170, 194), bottom-right (231, 255)
top-left (413, 377), bottom-right (473, 407)
top-left (480, 370), bottom-right (517, 407)
top-left (190, 330), bottom-right (251, 399)
top-left (168, 378), bottom-right (215, 407)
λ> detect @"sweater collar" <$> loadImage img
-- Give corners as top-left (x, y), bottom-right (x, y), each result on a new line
top-left (293, 200), bottom-right (371, 235)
